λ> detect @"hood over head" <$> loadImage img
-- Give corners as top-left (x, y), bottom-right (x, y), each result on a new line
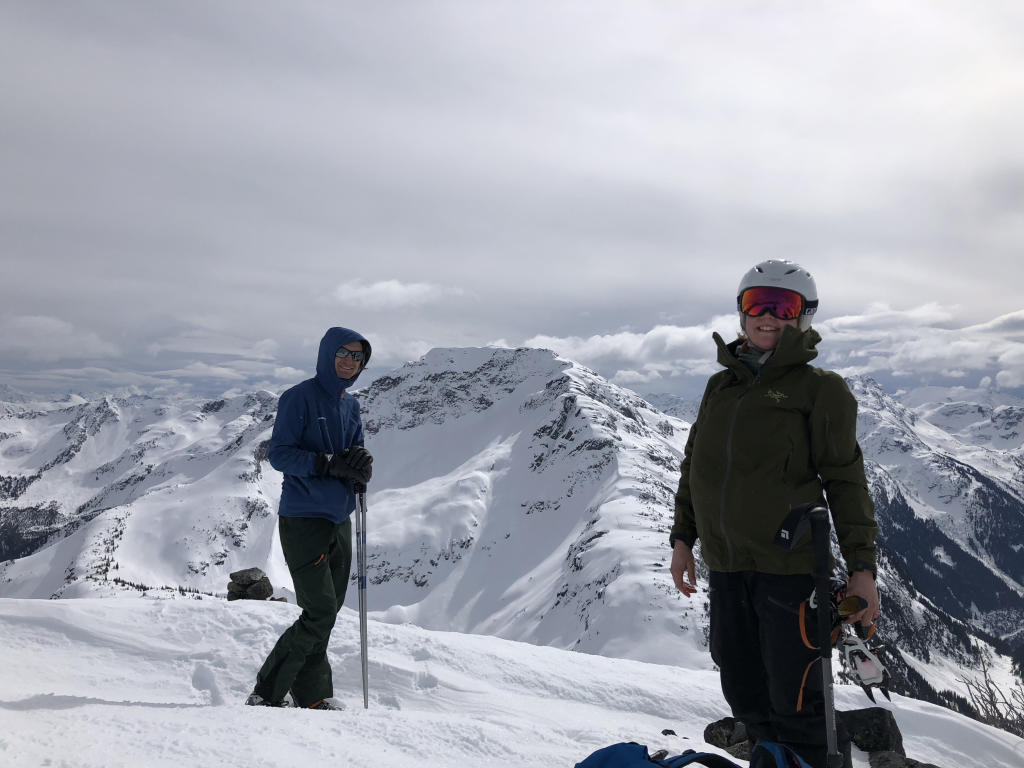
top-left (315, 326), bottom-right (371, 397)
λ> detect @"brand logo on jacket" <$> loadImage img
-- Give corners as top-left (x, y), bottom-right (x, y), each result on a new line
top-left (767, 389), bottom-right (787, 402)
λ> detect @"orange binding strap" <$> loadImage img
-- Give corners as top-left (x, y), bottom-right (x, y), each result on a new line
top-left (796, 658), bottom-right (817, 712)
top-left (798, 601), bottom-right (816, 650)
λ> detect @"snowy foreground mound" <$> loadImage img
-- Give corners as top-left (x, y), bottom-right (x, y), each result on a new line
top-left (2, 597), bottom-right (1021, 768)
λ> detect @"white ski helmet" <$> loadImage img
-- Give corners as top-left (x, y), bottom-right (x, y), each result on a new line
top-left (737, 260), bottom-right (818, 332)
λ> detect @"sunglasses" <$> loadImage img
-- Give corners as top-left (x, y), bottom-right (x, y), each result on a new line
top-left (738, 287), bottom-right (817, 321)
top-left (335, 348), bottom-right (366, 362)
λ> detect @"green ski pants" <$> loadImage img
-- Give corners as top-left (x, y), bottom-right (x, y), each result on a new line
top-left (254, 514), bottom-right (352, 707)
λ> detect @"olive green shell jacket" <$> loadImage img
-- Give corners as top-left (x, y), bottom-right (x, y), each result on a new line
top-left (671, 326), bottom-right (877, 575)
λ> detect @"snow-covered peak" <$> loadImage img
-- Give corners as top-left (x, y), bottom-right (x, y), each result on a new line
top-left (358, 347), bottom-right (574, 434)
top-left (894, 385), bottom-right (1024, 452)
top-left (644, 392), bottom-right (702, 423)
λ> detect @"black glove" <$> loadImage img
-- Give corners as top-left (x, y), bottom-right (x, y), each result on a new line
top-left (342, 446), bottom-right (373, 471)
top-left (315, 450), bottom-right (372, 485)
top-left (315, 452), bottom-right (333, 479)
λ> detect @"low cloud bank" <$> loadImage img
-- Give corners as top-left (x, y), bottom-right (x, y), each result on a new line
top-left (2, 306), bottom-right (1023, 398)
top-left (528, 305), bottom-right (1024, 393)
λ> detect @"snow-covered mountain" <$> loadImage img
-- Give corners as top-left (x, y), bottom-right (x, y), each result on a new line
top-left (0, 389), bottom-right (285, 598)
top-left (2, 348), bottom-right (1022, 720)
top-left (0, 348), bottom-right (705, 664)
top-left (643, 392), bottom-right (702, 424)
top-left (351, 347), bottom-right (700, 663)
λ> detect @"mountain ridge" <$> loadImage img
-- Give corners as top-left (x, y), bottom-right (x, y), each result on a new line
top-left (1, 345), bottom-right (1021, 721)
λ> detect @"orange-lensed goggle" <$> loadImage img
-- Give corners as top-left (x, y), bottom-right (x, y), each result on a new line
top-left (738, 287), bottom-right (817, 321)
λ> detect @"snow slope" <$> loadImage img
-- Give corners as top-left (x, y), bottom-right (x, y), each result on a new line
top-left (0, 391), bottom-right (288, 600)
top-left (851, 378), bottom-right (1024, 644)
top-left (354, 347), bottom-right (700, 664)
top-left (2, 596), bottom-right (1021, 768)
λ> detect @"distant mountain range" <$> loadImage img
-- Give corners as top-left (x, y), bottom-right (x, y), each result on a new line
top-left (2, 348), bottom-right (1022, 719)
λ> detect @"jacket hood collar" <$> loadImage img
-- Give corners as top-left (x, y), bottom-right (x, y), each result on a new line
top-left (315, 327), bottom-right (370, 398)
top-left (714, 326), bottom-right (820, 377)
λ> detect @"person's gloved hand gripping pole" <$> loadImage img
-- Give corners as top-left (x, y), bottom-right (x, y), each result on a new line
top-left (315, 447), bottom-right (373, 485)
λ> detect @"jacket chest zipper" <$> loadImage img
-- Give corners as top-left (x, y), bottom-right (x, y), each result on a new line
top-left (720, 375), bottom-right (758, 571)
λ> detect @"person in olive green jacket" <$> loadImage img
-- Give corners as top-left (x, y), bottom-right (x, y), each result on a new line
top-left (670, 260), bottom-right (879, 768)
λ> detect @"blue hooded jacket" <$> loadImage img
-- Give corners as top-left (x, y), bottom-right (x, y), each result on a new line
top-left (268, 327), bottom-right (370, 523)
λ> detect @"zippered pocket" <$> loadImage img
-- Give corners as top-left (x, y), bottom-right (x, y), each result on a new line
top-left (292, 552), bottom-right (327, 575)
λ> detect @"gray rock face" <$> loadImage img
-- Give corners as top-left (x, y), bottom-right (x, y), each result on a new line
top-left (245, 576), bottom-right (273, 600)
top-left (841, 707), bottom-right (905, 756)
top-left (841, 709), bottom-right (943, 768)
top-left (703, 717), bottom-right (749, 760)
top-left (229, 567), bottom-right (266, 587)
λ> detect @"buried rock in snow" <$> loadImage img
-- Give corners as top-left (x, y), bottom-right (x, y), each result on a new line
top-left (226, 581), bottom-right (247, 601)
top-left (840, 707), bottom-right (904, 756)
top-left (703, 717), bottom-right (749, 760)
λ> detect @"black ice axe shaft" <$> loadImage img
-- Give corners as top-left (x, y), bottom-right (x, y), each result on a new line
top-left (775, 502), bottom-right (844, 768)
top-left (354, 482), bottom-right (369, 709)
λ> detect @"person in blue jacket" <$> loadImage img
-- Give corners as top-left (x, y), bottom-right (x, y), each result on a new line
top-left (246, 326), bottom-right (374, 710)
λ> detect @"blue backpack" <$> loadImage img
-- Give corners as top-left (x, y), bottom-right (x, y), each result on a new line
top-left (574, 741), bottom-right (813, 768)
top-left (749, 743), bottom-right (814, 768)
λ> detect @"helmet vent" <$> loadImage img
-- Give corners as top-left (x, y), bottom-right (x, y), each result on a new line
top-left (785, 269), bottom-right (797, 274)
top-left (755, 267), bottom-right (763, 273)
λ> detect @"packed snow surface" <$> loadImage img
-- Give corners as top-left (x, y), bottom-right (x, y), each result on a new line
top-left (2, 597), bottom-right (1022, 768)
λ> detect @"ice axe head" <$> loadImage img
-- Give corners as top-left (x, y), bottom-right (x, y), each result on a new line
top-left (774, 501), bottom-right (829, 551)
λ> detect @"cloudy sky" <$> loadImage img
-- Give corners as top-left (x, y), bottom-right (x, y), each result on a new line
top-left (3, 1), bottom-right (1024, 399)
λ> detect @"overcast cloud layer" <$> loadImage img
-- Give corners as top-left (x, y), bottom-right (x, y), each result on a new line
top-left (3, 1), bottom-right (1024, 399)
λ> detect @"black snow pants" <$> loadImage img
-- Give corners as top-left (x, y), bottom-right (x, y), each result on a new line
top-left (709, 570), bottom-right (850, 768)
top-left (254, 514), bottom-right (352, 707)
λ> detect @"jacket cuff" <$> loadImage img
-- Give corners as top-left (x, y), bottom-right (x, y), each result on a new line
top-left (669, 530), bottom-right (698, 550)
top-left (847, 558), bottom-right (877, 580)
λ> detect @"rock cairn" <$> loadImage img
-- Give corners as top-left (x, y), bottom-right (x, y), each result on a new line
top-left (227, 567), bottom-right (284, 602)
